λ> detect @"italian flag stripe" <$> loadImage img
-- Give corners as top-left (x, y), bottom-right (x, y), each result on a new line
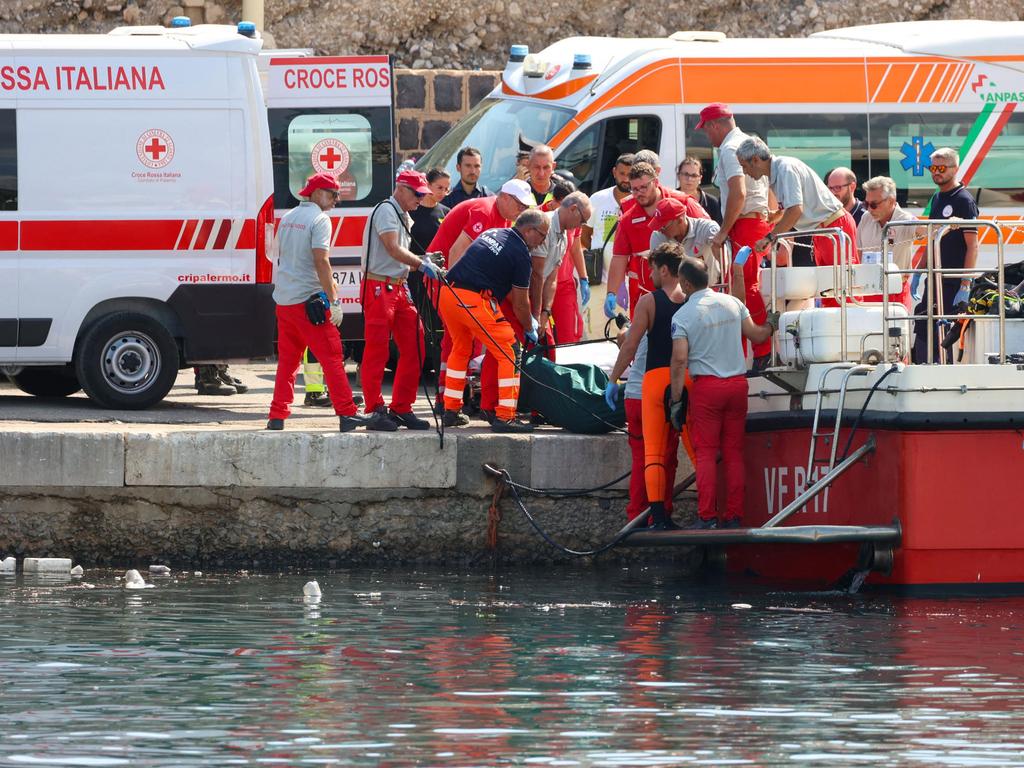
top-left (959, 101), bottom-right (1017, 185)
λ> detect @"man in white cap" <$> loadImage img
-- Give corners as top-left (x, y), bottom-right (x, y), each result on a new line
top-left (267, 172), bottom-right (367, 432)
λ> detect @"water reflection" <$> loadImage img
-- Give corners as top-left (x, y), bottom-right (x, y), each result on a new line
top-left (1, 567), bottom-right (1023, 766)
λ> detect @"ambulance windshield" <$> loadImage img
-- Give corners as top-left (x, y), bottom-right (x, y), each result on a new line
top-left (417, 98), bottom-right (572, 192)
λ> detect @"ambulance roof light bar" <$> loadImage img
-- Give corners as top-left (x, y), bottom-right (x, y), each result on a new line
top-left (509, 44), bottom-right (529, 63)
top-left (668, 30), bottom-right (726, 42)
top-left (170, 16), bottom-right (191, 27)
top-left (237, 21), bottom-right (257, 38)
top-left (572, 53), bottom-right (592, 69)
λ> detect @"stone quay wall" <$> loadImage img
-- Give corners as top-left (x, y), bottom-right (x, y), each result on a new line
top-left (0, 429), bottom-right (698, 569)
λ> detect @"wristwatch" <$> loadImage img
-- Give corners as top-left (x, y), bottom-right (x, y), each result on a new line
top-left (331, 297), bottom-right (342, 307)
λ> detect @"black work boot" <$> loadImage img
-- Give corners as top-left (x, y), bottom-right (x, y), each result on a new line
top-left (364, 405), bottom-right (399, 432)
top-left (196, 365), bottom-right (235, 396)
top-left (217, 366), bottom-right (248, 394)
top-left (442, 409), bottom-right (470, 428)
top-left (491, 417), bottom-right (535, 434)
top-left (389, 410), bottom-right (430, 430)
top-left (646, 502), bottom-right (680, 531)
top-left (266, 418), bottom-right (284, 431)
top-left (338, 414), bottom-right (367, 432)
top-left (304, 391), bottom-right (333, 407)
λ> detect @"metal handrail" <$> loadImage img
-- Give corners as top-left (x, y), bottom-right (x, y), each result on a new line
top-left (768, 227), bottom-right (854, 366)
top-left (879, 219), bottom-right (1024, 365)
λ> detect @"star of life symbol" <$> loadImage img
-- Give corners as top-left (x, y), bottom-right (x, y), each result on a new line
top-left (900, 136), bottom-right (935, 177)
top-left (136, 129), bottom-right (175, 169)
top-left (311, 138), bottom-right (350, 175)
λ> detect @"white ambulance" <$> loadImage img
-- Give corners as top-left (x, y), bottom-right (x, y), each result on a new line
top-left (418, 20), bottom-right (1024, 265)
top-left (259, 50), bottom-right (394, 346)
top-left (0, 23), bottom-right (276, 408)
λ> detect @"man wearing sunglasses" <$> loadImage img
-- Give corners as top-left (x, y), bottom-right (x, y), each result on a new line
top-left (913, 147), bottom-right (979, 363)
top-left (360, 169), bottom-right (444, 430)
top-left (267, 172), bottom-right (367, 432)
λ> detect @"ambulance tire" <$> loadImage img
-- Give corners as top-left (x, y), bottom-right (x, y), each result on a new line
top-left (9, 367), bottom-right (82, 398)
top-left (75, 312), bottom-right (179, 410)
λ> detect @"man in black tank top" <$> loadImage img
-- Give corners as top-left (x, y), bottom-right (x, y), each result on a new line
top-left (607, 242), bottom-right (690, 529)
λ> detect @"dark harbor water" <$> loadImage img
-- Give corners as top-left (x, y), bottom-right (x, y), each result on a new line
top-left (2, 567), bottom-right (1023, 766)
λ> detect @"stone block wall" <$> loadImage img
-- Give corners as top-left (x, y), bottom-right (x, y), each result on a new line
top-left (393, 69), bottom-right (501, 165)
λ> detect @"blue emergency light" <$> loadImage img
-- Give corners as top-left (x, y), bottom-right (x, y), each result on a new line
top-left (237, 21), bottom-right (257, 38)
top-left (573, 53), bottom-right (592, 69)
top-left (509, 45), bottom-right (529, 63)
top-left (170, 16), bottom-right (191, 27)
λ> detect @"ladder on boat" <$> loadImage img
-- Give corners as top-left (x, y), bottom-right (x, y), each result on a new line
top-left (806, 363), bottom-right (875, 477)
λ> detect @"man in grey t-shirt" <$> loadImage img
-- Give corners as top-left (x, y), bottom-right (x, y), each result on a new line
top-left (647, 196), bottom-right (724, 287)
top-left (360, 169), bottom-right (445, 430)
top-left (668, 257), bottom-right (777, 530)
top-left (267, 172), bottom-right (371, 433)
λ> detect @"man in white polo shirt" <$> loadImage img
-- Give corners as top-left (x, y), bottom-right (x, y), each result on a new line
top-left (668, 257), bottom-right (777, 529)
top-left (736, 136), bottom-right (859, 269)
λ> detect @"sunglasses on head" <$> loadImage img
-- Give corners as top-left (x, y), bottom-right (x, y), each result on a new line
top-left (929, 164), bottom-right (951, 174)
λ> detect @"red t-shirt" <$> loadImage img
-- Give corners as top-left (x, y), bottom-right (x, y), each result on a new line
top-left (427, 197), bottom-right (509, 265)
top-left (557, 227), bottom-right (581, 283)
top-left (612, 187), bottom-right (709, 294)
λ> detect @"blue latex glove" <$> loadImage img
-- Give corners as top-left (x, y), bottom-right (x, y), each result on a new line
top-left (579, 279), bottom-right (591, 306)
top-left (604, 381), bottom-right (620, 411)
top-left (733, 245), bottom-right (753, 267)
top-left (953, 284), bottom-right (970, 310)
top-left (603, 292), bottom-right (617, 319)
top-left (419, 257), bottom-right (441, 280)
top-left (524, 316), bottom-right (540, 346)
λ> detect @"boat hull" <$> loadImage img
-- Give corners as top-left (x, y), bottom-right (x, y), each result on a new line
top-left (728, 424), bottom-right (1024, 588)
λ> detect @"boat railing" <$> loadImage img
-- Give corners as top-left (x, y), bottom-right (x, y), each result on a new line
top-left (880, 219), bottom-right (1023, 365)
top-left (766, 226), bottom-right (854, 366)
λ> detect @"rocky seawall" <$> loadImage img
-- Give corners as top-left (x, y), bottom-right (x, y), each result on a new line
top-left (2, 0), bottom-right (1021, 69)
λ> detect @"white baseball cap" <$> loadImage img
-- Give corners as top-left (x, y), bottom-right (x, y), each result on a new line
top-left (500, 178), bottom-right (535, 207)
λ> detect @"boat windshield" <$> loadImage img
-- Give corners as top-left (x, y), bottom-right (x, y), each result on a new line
top-left (416, 98), bottom-right (573, 192)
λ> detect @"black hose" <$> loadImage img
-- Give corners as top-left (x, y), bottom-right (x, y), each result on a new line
top-left (838, 363), bottom-right (898, 462)
top-left (503, 470), bottom-right (631, 498)
top-left (499, 468), bottom-right (649, 557)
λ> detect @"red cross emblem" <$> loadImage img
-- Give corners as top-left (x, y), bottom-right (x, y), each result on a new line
top-left (310, 138), bottom-right (350, 176)
top-left (136, 129), bottom-right (175, 169)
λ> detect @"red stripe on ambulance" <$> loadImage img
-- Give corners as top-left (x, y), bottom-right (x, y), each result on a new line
top-left (212, 219), bottom-right (232, 250)
top-left (336, 215), bottom-right (367, 247)
top-left (236, 220), bottom-right (256, 249)
top-left (0, 220), bottom-right (17, 250)
top-left (192, 219), bottom-right (215, 250)
top-left (21, 220), bottom-right (182, 250)
top-left (176, 219), bottom-right (198, 249)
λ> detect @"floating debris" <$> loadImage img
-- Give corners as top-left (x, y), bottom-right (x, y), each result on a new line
top-left (0, 556), bottom-right (15, 573)
top-left (149, 565), bottom-right (171, 575)
top-left (70, 565), bottom-right (84, 577)
top-left (732, 603), bottom-right (753, 610)
top-left (23, 558), bottom-right (72, 573)
top-left (303, 580), bottom-right (322, 604)
top-left (124, 569), bottom-right (152, 589)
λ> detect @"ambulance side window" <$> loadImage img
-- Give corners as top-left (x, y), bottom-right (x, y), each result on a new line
top-left (869, 111), bottom-right (1024, 208)
top-left (684, 114), bottom-right (869, 198)
top-left (268, 107), bottom-right (392, 210)
top-left (557, 115), bottom-right (662, 194)
top-left (0, 110), bottom-right (15, 211)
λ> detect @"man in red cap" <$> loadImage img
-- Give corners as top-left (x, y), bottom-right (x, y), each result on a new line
top-left (267, 172), bottom-right (369, 432)
top-left (605, 158), bottom-right (709, 322)
top-left (647, 197), bottom-right (725, 286)
top-left (697, 103), bottom-right (775, 369)
top-left (360, 169), bottom-right (445, 430)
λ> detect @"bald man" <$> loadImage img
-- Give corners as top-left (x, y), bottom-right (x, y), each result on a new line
top-left (825, 167), bottom-right (866, 226)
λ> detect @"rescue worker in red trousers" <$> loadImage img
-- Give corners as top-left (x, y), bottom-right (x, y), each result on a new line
top-left (697, 103), bottom-right (776, 369)
top-left (668, 257), bottom-right (778, 528)
top-left (267, 172), bottom-right (375, 432)
top-left (360, 169), bottom-right (444, 430)
top-left (438, 209), bottom-right (550, 433)
top-left (606, 242), bottom-right (688, 529)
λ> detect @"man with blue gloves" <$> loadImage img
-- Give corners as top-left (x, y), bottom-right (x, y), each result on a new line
top-left (912, 147), bottom-right (979, 364)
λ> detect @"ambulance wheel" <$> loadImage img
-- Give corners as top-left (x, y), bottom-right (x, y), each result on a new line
top-left (75, 313), bottom-right (179, 410)
top-left (9, 367), bottom-right (81, 398)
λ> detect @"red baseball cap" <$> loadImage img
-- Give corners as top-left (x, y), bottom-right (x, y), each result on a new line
top-left (396, 169), bottom-right (431, 195)
top-left (298, 172), bottom-right (341, 197)
top-left (695, 102), bottom-right (733, 130)
top-left (647, 197), bottom-right (688, 231)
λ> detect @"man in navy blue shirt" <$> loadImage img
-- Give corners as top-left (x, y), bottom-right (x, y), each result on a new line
top-left (913, 146), bottom-right (979, 364)
top-left (442, 147), bottom-right (492, 208)
top-left (438, 210), bottom-right (549, 432)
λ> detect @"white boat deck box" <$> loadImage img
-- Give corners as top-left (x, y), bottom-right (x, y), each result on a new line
top-left (777, 305), bottom-right (910, 365)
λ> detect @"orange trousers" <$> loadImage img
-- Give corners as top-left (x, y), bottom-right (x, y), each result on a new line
top-left (641, 366), bottom-right (695, 504)
top-left (438, 286), bottom-right (519, 421)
